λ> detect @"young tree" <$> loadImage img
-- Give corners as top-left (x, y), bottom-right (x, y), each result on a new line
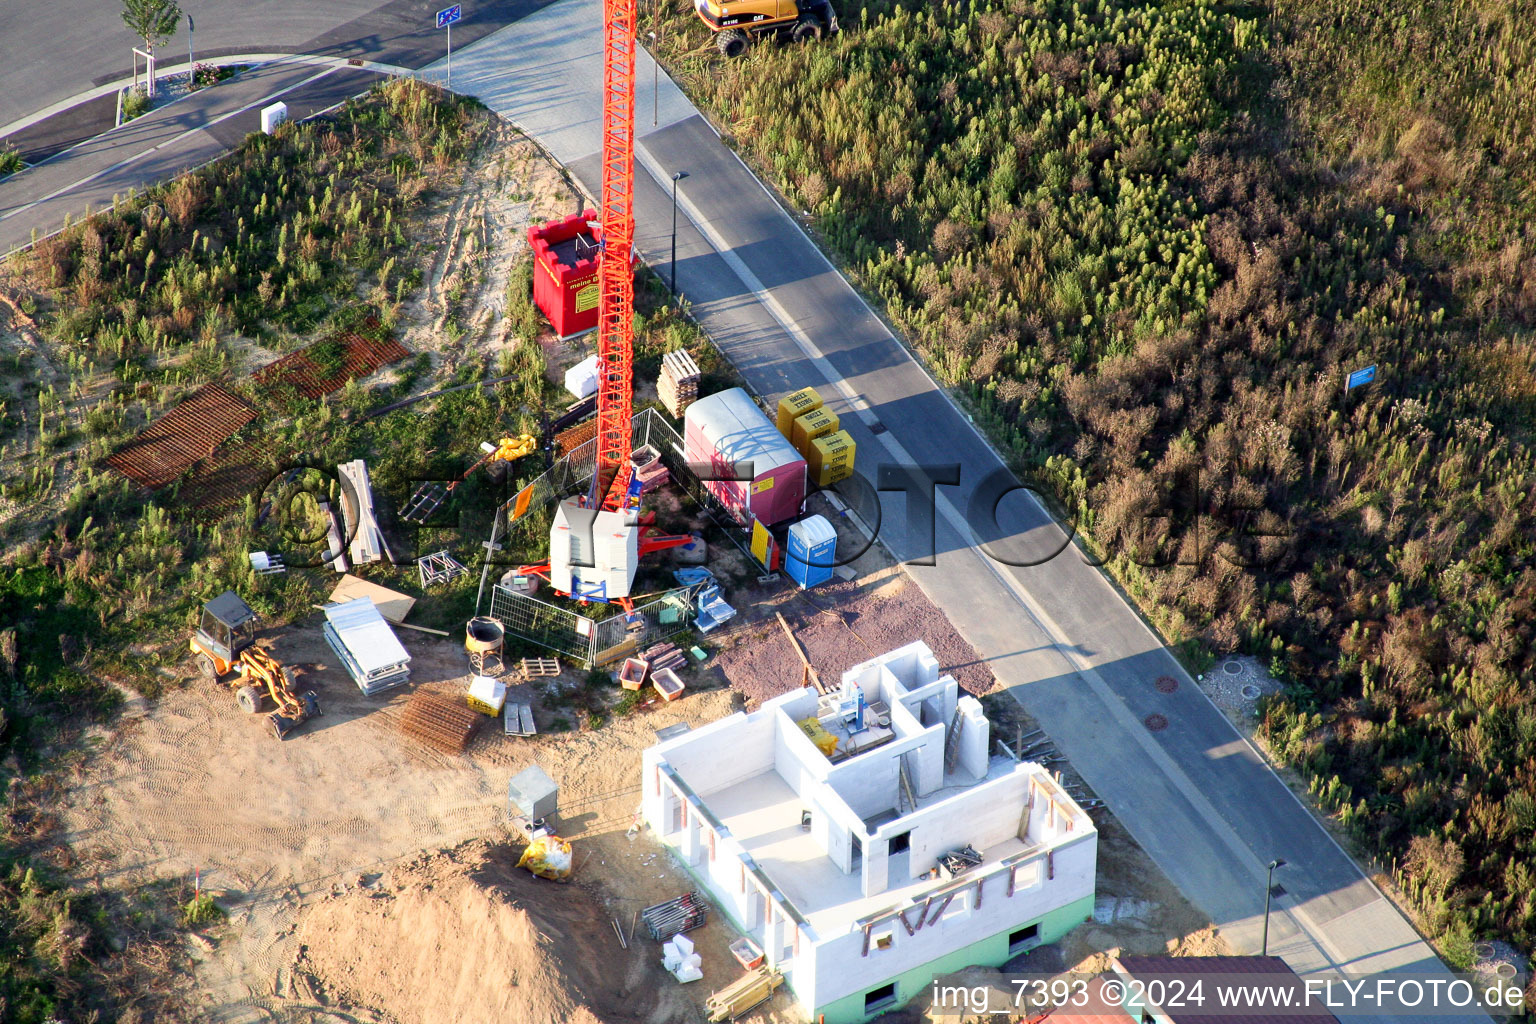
top-left (122, 0), bottom-right (182, 98)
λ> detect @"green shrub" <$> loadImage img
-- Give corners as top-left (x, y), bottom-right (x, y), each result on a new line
top-left (180, 892), bottom-right (225, 928)
top-left (121, 88), bottom-right (150, 121)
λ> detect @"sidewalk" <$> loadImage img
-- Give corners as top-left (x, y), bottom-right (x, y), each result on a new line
top-left (0, 60), bottom-right (380, 256)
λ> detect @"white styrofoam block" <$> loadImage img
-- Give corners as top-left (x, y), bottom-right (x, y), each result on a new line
top-left (662, 946), bottom-right (682, 972)
top-left (671, 933), bottom-right (694, 956)
top-left (673, 962), bottom-right (703, 983)
top-left (683, 952), bottom-right (702, 969)
top-left (260, 101), bottom-right (288, 134)
top-left (564, 354), bottom-right (599, 398)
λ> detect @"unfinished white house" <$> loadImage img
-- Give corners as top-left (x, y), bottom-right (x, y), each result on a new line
top-left (641, 641), bottom-right (1097, 1023)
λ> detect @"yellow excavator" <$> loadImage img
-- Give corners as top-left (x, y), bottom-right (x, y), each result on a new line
top-left (190, 591), bottom-right (322, 740)
top-left (693, 0), bottom-right (839, 56)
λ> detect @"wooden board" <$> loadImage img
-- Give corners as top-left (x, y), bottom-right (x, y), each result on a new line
top-left (328, 574), bottom-right (416, 624)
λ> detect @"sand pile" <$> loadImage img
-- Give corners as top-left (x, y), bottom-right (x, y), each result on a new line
top-left (291, 841), bottom-right (660, 1024)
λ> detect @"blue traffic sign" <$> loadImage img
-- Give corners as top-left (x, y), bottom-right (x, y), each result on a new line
top-left (1345, 365), bottom-right (1377, 391)
top-left (436, 4), bottom-right (462, 28)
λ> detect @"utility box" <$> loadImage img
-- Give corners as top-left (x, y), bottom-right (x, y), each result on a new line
top-left (785, 515), bottom-right (836, 589)
top-left (529, 210), bottom-right (604, 339)
top-left (508, 764), bottom-right (559, 820)
top-left (260, 101), bottom-right (288, 134)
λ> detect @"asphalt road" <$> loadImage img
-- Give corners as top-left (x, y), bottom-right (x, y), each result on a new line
top-left (442, 2), bottom-right (1490, 1017)
top-left (0, 0), bottom-right (557, 158)
top-left (0, 62), bottom-right (381, 255)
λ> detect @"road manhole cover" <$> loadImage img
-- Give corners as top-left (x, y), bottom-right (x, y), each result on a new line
top-left (1241, 684), bottom-right (1262, 700)
top-left (1223, 660), bottom-right (1243, 676)
top-left (1155, 675), bottom-right (1179, 693)
top-left (1143, 713), bottom-right (1169, 732)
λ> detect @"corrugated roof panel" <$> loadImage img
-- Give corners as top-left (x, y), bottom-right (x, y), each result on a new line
top-left (323, 597), bottom-right (410, 676)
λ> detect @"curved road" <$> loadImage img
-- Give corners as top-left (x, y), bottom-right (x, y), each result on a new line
top-left (0, 0), bottom-right (554, 159)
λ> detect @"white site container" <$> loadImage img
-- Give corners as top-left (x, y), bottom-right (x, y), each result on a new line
top-left (260, 101), bottom-right (288, 134)
top-left (549, 499), bottom-right (639, 601)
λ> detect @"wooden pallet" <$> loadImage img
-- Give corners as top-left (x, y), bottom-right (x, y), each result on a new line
top-left (705, 968), bottom-right (782, 1022)
top-left (399, 693), bottom-right (480, 753)
top-left (520, 657), bottom-right (560, 680)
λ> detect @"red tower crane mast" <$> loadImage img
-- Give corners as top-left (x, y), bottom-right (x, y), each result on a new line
top-left (590, 0), bottom-right (639, 511)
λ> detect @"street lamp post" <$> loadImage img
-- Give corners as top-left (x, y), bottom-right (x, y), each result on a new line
top-left (648, 32), bottom-right (658, 126)
top-left (1262, 858), bottom-right (1286, 956)
top-left (187, 14), bottom-right (195, 89)
top-left (670, 171), bottom-right (689, 294)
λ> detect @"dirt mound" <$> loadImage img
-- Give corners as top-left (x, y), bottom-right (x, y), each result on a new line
top-left (292, 841), bottom-right (666, 1024)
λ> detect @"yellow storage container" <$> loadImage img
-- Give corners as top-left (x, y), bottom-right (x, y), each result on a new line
top-left (791, 407), bottom-right (839, 455)
top-left (809, 430), bottom-right (855, 474)
top-left (776, 387), bottom-right (823, 437)
top-left (813, 461), bottom-right (856, 487)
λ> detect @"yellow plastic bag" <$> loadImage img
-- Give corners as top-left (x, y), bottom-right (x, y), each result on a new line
top-left (517, 835), bottom-right (574, 881)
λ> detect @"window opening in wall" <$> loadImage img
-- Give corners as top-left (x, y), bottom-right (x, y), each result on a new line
top-left (887, 829), bottom-right (911, 883)
top-left (872, 929), bottom-right (894, 950)
top-left (944, 893), bottom-right (971, 921)
top-left (851, 832), bottom-right (863, 872)
top-left (865, 982), bottom-right (897, 1013)
top-left (1009, 922), bottom-right (1040, 955)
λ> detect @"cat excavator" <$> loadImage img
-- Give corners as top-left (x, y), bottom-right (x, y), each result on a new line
top-left (190, 591), bottom-right (322, 739)
top-left (693, 0), bottom-right (839, 55)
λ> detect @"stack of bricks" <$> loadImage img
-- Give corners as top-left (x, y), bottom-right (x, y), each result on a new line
top-left (658, 350), bottom-right (701, 418)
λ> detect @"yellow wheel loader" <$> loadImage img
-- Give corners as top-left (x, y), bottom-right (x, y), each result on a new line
top-left (692, 0), bottom-right (839, 56)
top-left (190, 591), bottom-right (322, 740)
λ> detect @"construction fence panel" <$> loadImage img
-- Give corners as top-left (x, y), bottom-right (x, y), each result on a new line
top-left (488, 585), bottom-right (595, 665)
top-left (487, 581), bottom-right (703, 669)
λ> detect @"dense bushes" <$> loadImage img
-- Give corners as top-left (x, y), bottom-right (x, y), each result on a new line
top-left (658, 0), bottom-right (1536, 951)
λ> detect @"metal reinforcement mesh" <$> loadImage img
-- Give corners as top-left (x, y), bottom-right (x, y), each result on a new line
top-left (487, 582), bottom-right (702, 668)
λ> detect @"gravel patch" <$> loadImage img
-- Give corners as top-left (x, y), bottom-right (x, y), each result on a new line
top-left (711, 564), bottom-right (996, 706)
top-left (1195, 654), bottom-right (1283, 720)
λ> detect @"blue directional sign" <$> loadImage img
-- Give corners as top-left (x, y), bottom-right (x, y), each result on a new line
top-left (436, 4), bottom-right (462, 28)
top-left (1345, 365), bottom-right (1377, 391)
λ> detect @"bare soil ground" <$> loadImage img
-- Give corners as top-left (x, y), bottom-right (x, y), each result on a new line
top-left (60, 614), bottom-right (803, 1024)
top-left (391, 121), bottom-right (583, 377)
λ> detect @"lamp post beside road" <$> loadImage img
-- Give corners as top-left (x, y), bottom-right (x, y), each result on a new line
top-left (187, 14), bottom-right (195, 89)
top-left (1262, 858), bottom-right (1286, 956)
top-left (670, 171), bottom-right (689, 293)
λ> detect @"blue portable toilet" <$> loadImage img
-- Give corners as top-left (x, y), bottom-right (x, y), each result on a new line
top-left (785, 515), bottom-right (837, 589)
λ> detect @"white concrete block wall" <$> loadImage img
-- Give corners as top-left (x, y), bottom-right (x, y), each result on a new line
top-left (957, 696), bottom-right (990, 777)
top-left (810, 831), bottom-right (1097, 1009)
top-left (662, 709), bottom-right (776, 795)
top-left (873, 769), bottom-right (1032, 881)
